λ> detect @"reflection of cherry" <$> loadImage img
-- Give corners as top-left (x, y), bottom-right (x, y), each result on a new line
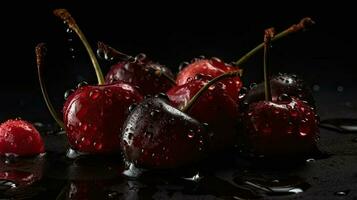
top-left (0, 155), bottom-right (45, 187)
top-left (98, 42), bottom-right (176, 96)
top-left (36, 9), bottom-right (144, 154)
top-left (0, 119), bottom-right (44, 157)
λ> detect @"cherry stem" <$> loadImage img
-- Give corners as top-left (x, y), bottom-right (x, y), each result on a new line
top-left (234, 17), bottom-right (315, 66)
top-left (97, 41), bottom-right (176, 85)
top-left (53, 9), bottom-right (105, 85)
top-left (264, 28), bottom-right (275, 101)
top-left (181, 69), bottom-right (243, 113)
top-left (36, 43), bottom-right (65, 129)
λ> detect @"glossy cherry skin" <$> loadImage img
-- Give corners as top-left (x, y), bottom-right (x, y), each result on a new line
top-left (243, 98), bottom-right (319, 157)
top-left (105, 54), bottom-right (175, 96)
top-left (0, 119), bottom-right (45, 156)
top-left (63, 82), bottom-right (143, 154)
top-left (121, 97), bottom-right (210, 169)
top-left (167, 75), bottom-right (243, 152)
top-left (243, 73), bottom-right (315, 108)
top-left (176, 58), bottom-right (239, 86)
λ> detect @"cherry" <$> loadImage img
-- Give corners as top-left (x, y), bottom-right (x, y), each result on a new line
top-left (35, 9), bottom-right (144, 154)
top-left (242, 28), bottom-right (319, 157)
top-left (0, 119), bottom-right (45, 157)
top-left (167, 74), bottom-right (243, 151)
top-left (243, 73), bottom-right (315, 108)
top-left (97, 42), bottom-right (176, 96)
top-left (176, 58), bottom-right (238, 86)
top-left (63, 83), bottom-right (142, 153)
top-left (243, 98), bottom-right (319, 156)
top-left (121, 97), bottom-right (210, 169)
top-left (122, 69), bottom-right (243, 169)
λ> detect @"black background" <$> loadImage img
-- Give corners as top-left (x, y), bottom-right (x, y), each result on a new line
top-left (0, 2), bottom-right (356, 123)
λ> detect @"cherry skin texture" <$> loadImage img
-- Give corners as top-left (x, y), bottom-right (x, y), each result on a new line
top-left (243, 98), bottom-right (319, 157)
top-left (105, 54), bottom-right (175, 96)
top-left (176, 58), bottom-right (239, 86)
top-left (0, 119), bottom-right (45, 156)
top-left (167, 75), bottom-right (242, 151)
top-left (63, 82), bottom-right (143, 154)
top-left (244, 73), bottom-right (315, 108)
top-left (121, 97), bottom-right (210, 169)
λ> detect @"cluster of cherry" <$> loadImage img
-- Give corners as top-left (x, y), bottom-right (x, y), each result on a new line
top-left (0, 9), bottom-right (318, 171)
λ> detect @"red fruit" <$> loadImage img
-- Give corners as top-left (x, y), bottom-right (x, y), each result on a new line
top-left (243, 98), bottom-right (319, 156)
top-left (105, 53), bottom-right (175, 96)
top-left (0, 119), bottom-right (45, 157)
top-left (63, 82), bottom-right (143, 153)
top-left (176, 58), bottom-right (238, 86)
top-left (167, 75), bottom-right (243, 151)
top-left (121, 98), bottom-right (210, 169)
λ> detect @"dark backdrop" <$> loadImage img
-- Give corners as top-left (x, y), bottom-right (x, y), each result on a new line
top-left (0, 2), bottom-right (356, 123)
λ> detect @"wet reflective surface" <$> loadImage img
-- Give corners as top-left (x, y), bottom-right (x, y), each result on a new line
top-left (1, 121), bottom-right (357, 199)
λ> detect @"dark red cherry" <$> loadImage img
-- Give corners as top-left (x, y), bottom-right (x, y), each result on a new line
top-left (0, 119), bottom-right (45, 157)
top-left (243, 73), bottom-right (315, 108)
top-left (243, 98), bottom-right (319, 156)
top-left (121, 98), bottom-right (210, 169)
top-left (50, 10), bottom-right (144, 154)
top-left (63, 82), bottom-right (143, 154)
top-left (242, 28), bottom-right (318, 157)
top-left (176, 58), bottom-right (239, 86)
top-left (100, 42), bottom-right (175, 96)
top-left (167, 75), bottom-right (243, 151)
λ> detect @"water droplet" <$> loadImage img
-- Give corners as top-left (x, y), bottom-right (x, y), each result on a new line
top-left (187, 130), bottom-right (195, 138)
top-left (80, 123), bottom-right (88, 131)
top-left (250, 83), bottom-right (257, 89)
top-left (211, 57), bottom-right (221, 62)
top-left (94, 142), bottom-right (103, 151)
top-left (107, 191), bottom-right (119, 198)
top-left (144, 131), bottom-right (153, 139)
top-left (312, 84), bottom-right (320, 92)
top-left (191, 57), bottom-right (199, 63)
top-left (154, 93), bottom-right (169, 101)
top-left (306, 158), bottom-right (315, 163)
top-left (64, 89), bottom-right (75, 100)
top-left (66, 28), bottom-right (73, 33)
top-left (77, 81), bottom-right (88, 88)
top-left (69, 47), bottom-right (74, 52)
top-left (239, 87), bottom-right (248, 99)
top-left (279, 94), bottom-right (291, 102)
top-left (89, 89), bottom-right (101, 100)
top-left (337, 86), bottom-right (344, 92)
top-left (128, 133), bottom-right (134, 140)
top-left (104, 89), bottom-right (112, 97)
top-left (334, 190), bottom-right (350, 196)
top-left (178, 61), bottom-right (189, 71)
top-left (183, 173), bottom-right (203, 182)
top-left (127, 104), bottom-right (137, 113)
top-left (135, 53), bottom-right (146, 62)
top-left (81, 137), bottom-right (91, 146)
